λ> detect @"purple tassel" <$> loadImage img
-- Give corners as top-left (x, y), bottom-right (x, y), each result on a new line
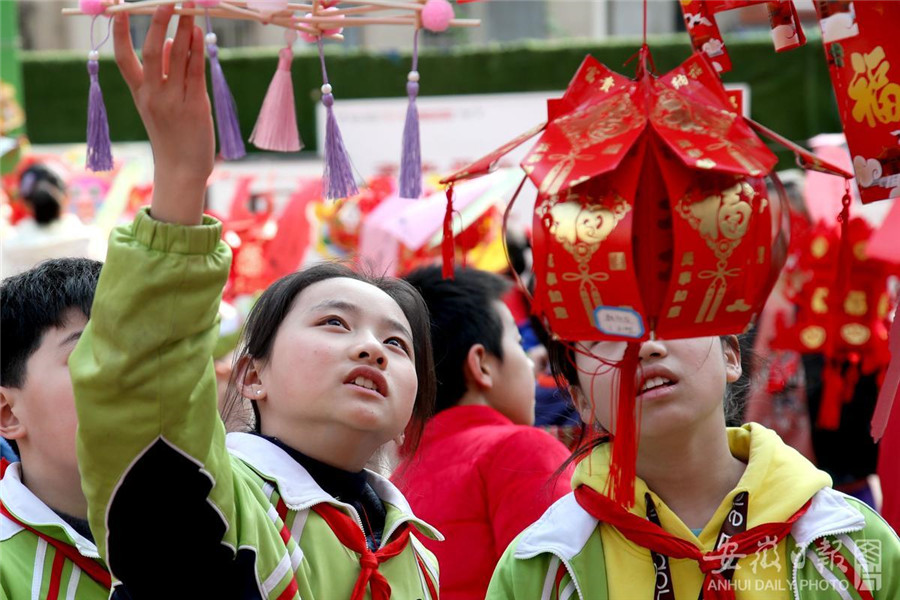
top-left (86, 55), bottom-right (113, 172)
top-left (322, 89), bottom-right (358, 200)
top-left (316, 38), bottom-right (357, 200)
top-left (206, 32), bottom-right (245, 160)
top-left (399, 77), bottom-right (422, 198)
top-left (399, 30), bottom-right (422, 199)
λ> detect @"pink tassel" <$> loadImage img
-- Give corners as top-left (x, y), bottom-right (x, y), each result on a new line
top-left (251, 33), bottom-right (302, 152)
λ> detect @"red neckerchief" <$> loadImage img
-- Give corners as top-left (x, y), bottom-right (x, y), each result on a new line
top-left (574, 485), bottom-right (811, 600)
top-left (312, 502), bottom-right (412, 600)
top-left (0, 479), bottom-right (112, 590)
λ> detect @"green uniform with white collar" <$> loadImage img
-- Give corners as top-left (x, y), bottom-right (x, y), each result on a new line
top-left (70, 209), bottom-right (440, 599)
top-left (0, 461), bottom-right (110, 600)
top-left (487, 425), bottom-right (900, 600)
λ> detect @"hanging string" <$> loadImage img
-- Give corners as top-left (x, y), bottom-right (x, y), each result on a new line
top-left (642, 0), bottom-right (647, 47)
top-left (91, 14), bottom-right (113, 49)
top-left (501, 174), bottom-right (534, 304)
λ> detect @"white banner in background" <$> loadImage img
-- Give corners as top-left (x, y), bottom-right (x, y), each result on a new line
top-left (316, 91), bottom-right (551, 180)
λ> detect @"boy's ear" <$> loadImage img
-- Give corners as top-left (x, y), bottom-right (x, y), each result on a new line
top-left (463, 344), bottom-right (494, 391)
top-left (0, 387), bottom-right (25, 442)
top-left (235, 356), bottom-right (266, 402)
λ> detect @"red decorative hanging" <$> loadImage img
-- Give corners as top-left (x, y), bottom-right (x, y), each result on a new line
top-left (771, 217), bottom-right (900, 429)
top-left (814, 1), bottom-right (900, 204)
top-left (679, 0), bottom-right (806, 74)
top-left (444, 50), bottom-right (851, 343)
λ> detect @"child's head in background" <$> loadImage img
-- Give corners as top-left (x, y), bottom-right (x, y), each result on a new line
top-left (223, 262), bottom-right (435, 471)
top-left (18, 163), bottom-right (68, 226)
top-left (404, 265), bottom-right (537, 425)
top-left (0, 258), bottom-right (102, 496)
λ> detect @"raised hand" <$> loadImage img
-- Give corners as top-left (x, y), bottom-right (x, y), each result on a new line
top-left (114, 3), bottom-right (214, 225)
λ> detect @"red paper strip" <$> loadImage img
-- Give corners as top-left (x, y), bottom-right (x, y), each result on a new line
top-left (680, 0), bottom-right (806, 75)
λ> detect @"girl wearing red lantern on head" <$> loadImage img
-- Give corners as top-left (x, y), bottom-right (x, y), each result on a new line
top-left (66, 6), bottom-right (441, 600)
top-left (486, 334), bottom-right (900, 600)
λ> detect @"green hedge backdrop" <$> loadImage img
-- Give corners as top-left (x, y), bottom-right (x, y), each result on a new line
top-left (21, 34), bottom-right (840, 166)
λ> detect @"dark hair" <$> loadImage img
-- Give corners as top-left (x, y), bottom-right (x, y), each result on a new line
top-left (1, 258), bottom-right (103, 456)
top-left (404, 265), bottom-right (511, 414)
top-left (24, 182), bottom-right (64, 225)
top-left (19, 164), bottom-right (65, 199)
top-left (221, 262), bottom-right (435, 452)
top-left (547, 334), bottom-right (748, 473)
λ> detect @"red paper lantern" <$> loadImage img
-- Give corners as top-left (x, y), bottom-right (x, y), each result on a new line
top-left (441, 49), bottom-right (849, 507)
top-left (446, 51), bottom-right (815, 343)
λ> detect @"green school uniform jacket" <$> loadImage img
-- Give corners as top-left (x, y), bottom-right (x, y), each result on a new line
top-left (486, 426), bottom-right (900, 600)
top-left (69, 210), bottom-right (441, 600)
top-left (487, 489), bottom-right (900, 600)
top-left (0, 462), bottom-right (109, 600)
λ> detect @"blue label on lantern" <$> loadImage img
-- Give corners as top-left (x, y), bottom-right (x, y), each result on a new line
top-left (594, 306), bottom-right (645, 339)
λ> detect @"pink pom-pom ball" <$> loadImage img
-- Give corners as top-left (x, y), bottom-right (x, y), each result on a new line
top-left (421, 0), bottom-right (454, 32)
top-left (195, 0), bottom-right (221, 7)
top-left (248, 0), bottom-right (288, 16)
top-left (79, 0), bottom-right (105, 15)
top-left (299, 8), bottom-right (344, 43)
top-left (299, 22), bottom-right (319, 44)
top-left (321, 8), bottom-right (345, 35)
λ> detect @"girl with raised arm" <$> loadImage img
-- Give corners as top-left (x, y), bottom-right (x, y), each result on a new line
top-left (70, 6), bottom-right (440, 599)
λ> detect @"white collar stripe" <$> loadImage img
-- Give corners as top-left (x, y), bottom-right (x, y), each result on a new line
top-left (65, 566), bottom-right (82, 600)
top-left (31, 537), bottom-right (47, 600)
top-left (261, 551), bottom-right (292, 596)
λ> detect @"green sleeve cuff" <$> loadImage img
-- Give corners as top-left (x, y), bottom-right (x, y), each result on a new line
top-left (131, 207), bottom-right (223, 255)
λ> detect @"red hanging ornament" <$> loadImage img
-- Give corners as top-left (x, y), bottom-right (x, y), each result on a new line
top-left (442, 185), bottom-right (456, 279)
top-left (772, 215), bottom-right (900, 430)
top-left (814, 1), bottom-right (900, 204)
top-left (679, 0), bottom-right (806, 74)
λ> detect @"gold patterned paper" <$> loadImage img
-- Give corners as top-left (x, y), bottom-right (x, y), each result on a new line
top-left (534, 96), bottom-right (644, 195)
top-left (540, 190), bottom-right (632, 325)
top-left (676, 182), bottom-right (755, 323)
